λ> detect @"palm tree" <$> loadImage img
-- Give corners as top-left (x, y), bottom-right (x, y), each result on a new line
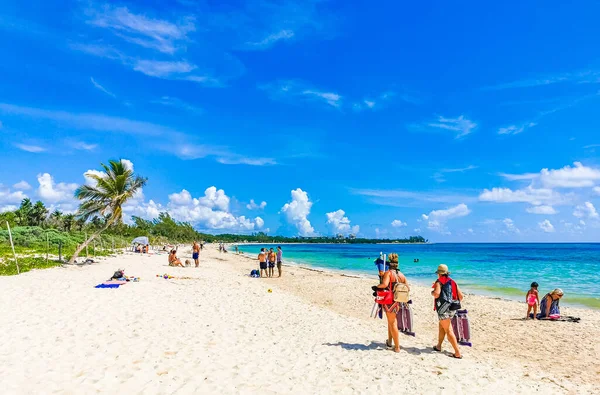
top-left (68, 160), bottom-right (147, 264)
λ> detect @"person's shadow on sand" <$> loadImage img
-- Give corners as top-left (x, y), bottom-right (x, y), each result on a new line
top-left (323, 342), bottom-right (435, 355)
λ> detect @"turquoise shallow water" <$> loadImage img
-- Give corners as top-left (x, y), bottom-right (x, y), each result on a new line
top-left (238, 243), bottom-right (600, 309)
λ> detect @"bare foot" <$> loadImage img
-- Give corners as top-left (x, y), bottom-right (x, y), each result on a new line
top-left (394, 347), bottom-right (400, 353)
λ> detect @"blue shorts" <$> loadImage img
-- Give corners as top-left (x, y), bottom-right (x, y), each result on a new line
top-left (268, 262), bottom-right (275, 268)
top-left (193, 252), bottom-right (199, 259)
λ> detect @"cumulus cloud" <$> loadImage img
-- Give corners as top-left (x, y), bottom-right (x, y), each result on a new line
top-left (421, 203), bottom-right (470, 233)
top-left (326, 209), bottom-right (359, 235)
top-left (13, 181), bottom-right (32, 190)
top-left (391, 219), bottom-right (407, 227)
top-left (501, 162), bottom-right (600, 189)
top-left (281, 188), bottom-right (315, 236)
top-left (573, 202), bottom-right (599, 219)
top-left (246, 199), bottom-right (267, 210)
top-left (539, 219), bottom-right (555, 233)
top-left (0, 185), bottom-right (28, 205)
top-left (36, 173), bottom-right (78, 204)
top-left (540, 162), bottom-right (600, 188)
top-left (526, 205), bottom-right (558, 215)
top-left (164, 187), bottom-right (261, 231)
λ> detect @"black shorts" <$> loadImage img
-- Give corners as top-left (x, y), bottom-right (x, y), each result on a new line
top-left (268, 262), bottom-right (275, 268)
top-left (260, 262), bottom-right (267, 270)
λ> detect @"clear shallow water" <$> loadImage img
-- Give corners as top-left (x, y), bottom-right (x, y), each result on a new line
top-left (237, 243), bottom-right (600, 309)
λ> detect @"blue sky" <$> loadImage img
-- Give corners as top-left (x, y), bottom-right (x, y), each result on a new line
top-left (1, 0), bottom-right (600, 241)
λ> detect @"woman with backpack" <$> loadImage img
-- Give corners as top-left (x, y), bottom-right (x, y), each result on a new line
top-left (431, 264), bottom-right (464, 359)
top-left (372, 253), bottom-right (408, 353)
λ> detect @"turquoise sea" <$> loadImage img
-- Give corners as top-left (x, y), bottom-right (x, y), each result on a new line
top-left (239, 243), bottom-right (600, 309)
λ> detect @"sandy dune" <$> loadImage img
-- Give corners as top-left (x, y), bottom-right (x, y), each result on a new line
top-left (0, 245), bottom-right (598, 394)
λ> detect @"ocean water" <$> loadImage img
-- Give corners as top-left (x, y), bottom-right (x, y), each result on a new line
top-left (237, 243), bottom-right (600, 309)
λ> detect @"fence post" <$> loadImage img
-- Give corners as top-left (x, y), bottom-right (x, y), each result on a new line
top-left (58, 241), bottom-right (62, 262)
top-left (46, 231), bottom-right (49, 264)
top-left (85, 232), bottom-right (88, 257)
top-left (6, 222), bottom-right (20, 274)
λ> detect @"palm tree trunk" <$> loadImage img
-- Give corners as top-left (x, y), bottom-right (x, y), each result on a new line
top-left (68, 220), bottom-right (114, 264)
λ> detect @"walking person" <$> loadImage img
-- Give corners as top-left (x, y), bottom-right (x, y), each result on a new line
top-left (431, 264), bottom-right (463, 359)
top-left (372, 253), bottom-right (408, 353)
top-left (276, 246), bottom-right (283, 277)
top-left (192, 240), bottom-right (200, 267)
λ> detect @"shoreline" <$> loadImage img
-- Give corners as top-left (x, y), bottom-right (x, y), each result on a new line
top-left (1, 245), bottom-right (598, 393)
top-left (235, 250), bottom-right (600, 311)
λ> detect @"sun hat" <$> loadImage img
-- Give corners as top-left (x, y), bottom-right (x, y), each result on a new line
top-left (435, 264), bottom-right (450, 275)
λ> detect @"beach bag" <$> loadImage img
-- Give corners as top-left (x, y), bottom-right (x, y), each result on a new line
top-left (375, 289), bottom-right (393, 305)
top-left (393, 282), bottom-right (410, 303)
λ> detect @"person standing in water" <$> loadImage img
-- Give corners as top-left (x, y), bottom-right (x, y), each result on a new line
top-left (192, 240), bottom-right (200, 267)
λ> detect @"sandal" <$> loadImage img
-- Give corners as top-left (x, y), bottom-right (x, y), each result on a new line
top-left (450, 354), bottom-right (463, 359)
top-left (433, 346), bottom-right (442, 352)
top-left (385, 340), bottom-right (393, 349)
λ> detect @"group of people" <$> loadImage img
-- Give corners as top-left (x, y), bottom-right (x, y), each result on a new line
top-left (134, 244), bottom-right (150, 253)
top-left (525, 282), bottom-right (564, 320)
top-left (374, 254), bottom-right (567, 357)
top-left (257, 246), bottom-right (283, 278)
top-left (168, 241), bottom-right (202, 268)
top-left (373, 255), bottom-right (464, 358)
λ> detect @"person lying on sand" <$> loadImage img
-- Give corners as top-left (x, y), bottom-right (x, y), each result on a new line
top-left (168, 250), bottom-right (184, 267)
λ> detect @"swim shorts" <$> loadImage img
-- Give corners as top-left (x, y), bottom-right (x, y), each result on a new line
top-left (260, 262), bottom-right (267, 270)
top-left (192, 252), bottom-right (199, 259)
top-left (277, 261), bottom-right (282, 268)
top-left (268, 262), bottom-right (275, 268)
top-left (437, 310), bottom-right (456, 321)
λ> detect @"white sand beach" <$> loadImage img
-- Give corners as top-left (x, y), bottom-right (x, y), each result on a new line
top-left (1, 245), bottom-right (599, 394)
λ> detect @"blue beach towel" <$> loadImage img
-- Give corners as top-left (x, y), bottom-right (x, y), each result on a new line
top-left (95, 283), bottom-right (123, 289)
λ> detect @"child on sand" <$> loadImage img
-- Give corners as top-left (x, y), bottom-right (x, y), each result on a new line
top-left (526, 282), bottom-right (539, 319)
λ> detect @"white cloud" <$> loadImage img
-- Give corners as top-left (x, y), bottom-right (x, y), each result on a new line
top-left (68, 140), bottom-right (98, 151)
top-left (539, 219), bottom-right (555, 233)
top-left (13, 181), bottom-right (31, 190)
top-left (86, 5), bottom-right (195, 55)
top-left (164, 187), bottom-right (262, 231)
top-left (90, 77), bottom-right (116, 98)
top-left (36, 173), bottom-right (78, 204)
top-left (573, 202), bottom-right (599, 219)
top-left (0, 205), bottom-right (18, 213)
top-left (215, 156), bottom-right (276, 166)
top-left (594, 186), bottom-right (600, 195)
top-left (391, 219), bottom-right (407, 227)
top-left (422, 203), bottom-right (471, 221)
top-left (281, 188), bottom-right (315, 236)
top-left (246, 29), bottom-right (294, 49)
top-left (540, 162), bottom-right (600, 188)
top-left (247, 199), bottom-right (267, 210)
top-left (479, 186), bottom-right (564, 206)
top-left (503, 218), bottom-right (520, 233)
top-left (15, 143), bottom-right (46, 153)
top-left (260, 80), bottom-right (342, 109)
top-left (432, 165), bottom-right (478, 183)
top-left (426, 115), bottom-right (477, 138)
top-left (421, 203), bottom-right (470, 233)
top-left (526, 205), bottom-right (557, 215)
top-left (121, 159), bottom-right (134, 172)
top-left (133, 60), bottom-right (197, 78)
top-left (255, 217), bottom-right (265, 228)
top-left (351, 188), bottom-right (476, 207)
top-left (500, 162), bottom-right (600, 189)
top-left (498, 122), bottom-right (536, 136)
top-left (0, 185), bottom-right (28, 205)
top-left (326, 209), bottom-right (359, 235)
